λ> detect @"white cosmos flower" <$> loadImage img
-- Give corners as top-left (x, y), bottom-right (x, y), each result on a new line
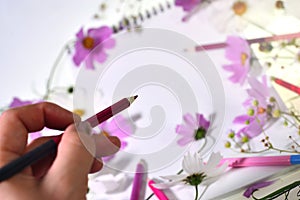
top-left (154, 152), bottom-right (228, 189)
top-left (208, 0), bottom-right (274, 33)
top-left (88, 173), bottom-right (132, 194)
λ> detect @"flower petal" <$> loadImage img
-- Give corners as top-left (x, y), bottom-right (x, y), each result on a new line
top-left (88, 26), bottom-right (113, 40)
top-left (183, 113), bottom-right (198, 128)
top-left (182, 152), bottom-right (194, 174)
top-left (175, 0), bottom-right (202, 12)
top-left (247, 76), bottom-right (270, 107)
top-left (233, 115), bottom-right (252, 124)
top-left (176, 125), bottom-right (194, 136)
top-left (29, 131), bottom-right (42, 142)
top-left (75, 28), bottom-right (84, 39)
top-left (99, 115), bottom-right (132, 147)
top-left (155, 174), bottom-right (186, 189)
top-left (206, 160), bottom-right (228, 178)
top-left (182, 152), bottom-right (203, 174)
top-left (177, 136), bottom-right (193, 146)
top-left (161, 174), bottom-right (186, 181)
top-left (85, 55), bottom-right (95, 70)
top-left (103, 38), bottom-right (116, 49)
top-left (202, 152), bottom-right (222, 174)
top-left (153, 180), bottom-right (183, 189)
top-left (94, 51), bottom-right (107, 63)
top-left (9, 97), bottom-right (32, 108)
top-left (196, 114), bottom-right (210, 130)
top-left (73, 43), bottom-right (90, 66)
top-left (244, 116), bottom-right (266, 138)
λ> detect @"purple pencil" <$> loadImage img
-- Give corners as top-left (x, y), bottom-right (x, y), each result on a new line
top-left (130, 159), bottom-right (148, 200)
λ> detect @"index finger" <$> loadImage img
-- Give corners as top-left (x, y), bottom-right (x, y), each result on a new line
top-left (0, 102), bottom-right (76, 166)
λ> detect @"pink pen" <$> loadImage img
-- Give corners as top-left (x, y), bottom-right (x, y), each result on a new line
top-left (148, 180), bottom-right (169, 200)
top-left (220, 155), bottom-right (300, 167)
top-left (130, 159), bottom-right (148, 200)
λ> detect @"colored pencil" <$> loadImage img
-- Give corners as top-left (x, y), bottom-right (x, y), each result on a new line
top-left (272, 77), bottom-right (300, 95)
top-left (148, 179), bottom-right (169, 200)
top-left (130, 159), bottom-right (148, 200)
top-left (221, 154), bottom-right (300, 167)
top-left (0, 96), bottom-right (138, 182)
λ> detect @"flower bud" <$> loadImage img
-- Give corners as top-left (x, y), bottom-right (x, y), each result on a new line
top-left (225, 141), bottom-right (231, 148)
top-left (247, 108), bottom-right (255, 116)
top-left (269, 97), bottom-right (276, 103)
top-left (228, 131), bottom-right (235, 138)
top-left (272, 109), bottom-right (281, 118)
top-left (241, 136), bottom-right (249, 143)
top-left (252, 100), bottom-right (259, 107)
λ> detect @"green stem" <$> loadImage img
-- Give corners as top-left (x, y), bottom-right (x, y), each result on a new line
top-left (145, 193), bottom-right (154, 200)
top-left (269, 144), bottom-right (298, 153)
top-left (230, 147), bottom-right (270, 154)
top-left (281, 113), bottom-right (299, 128)
top-left (194, 185), bottom-right (199, 200)
top-left (281, 111), bottom-right (300, 118)
top-left (251, 180), bottom-right (300, 200)
top-left (233, 114), bottom-right (299, 154)
top-left (197, 138), bottom-right (207, 154)
top-left (43, 40), bottom-right (75, 100)
top-left (177, 169), bottom-right (184, 175)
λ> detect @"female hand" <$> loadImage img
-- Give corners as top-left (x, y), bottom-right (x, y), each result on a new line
top-left (0, 102), bottom-right (120, 200)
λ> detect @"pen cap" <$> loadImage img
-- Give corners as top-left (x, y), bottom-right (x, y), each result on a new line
top-left (290, 155), bottom-right (300, 164)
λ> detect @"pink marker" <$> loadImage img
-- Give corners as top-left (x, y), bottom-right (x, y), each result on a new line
top-left (130, 160), bottom-right (148, 200)
top-left (148, 179), bottom-right (169, 200)
top-left (221, 155), bottom-right (300, 167)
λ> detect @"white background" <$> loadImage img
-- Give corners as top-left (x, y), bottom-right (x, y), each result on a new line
top-left (1, 0), bottom-right (300, 199)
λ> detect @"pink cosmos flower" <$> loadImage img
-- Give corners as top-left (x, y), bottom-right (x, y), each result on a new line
top-left (223, 36), bottom-right (251, 85)
top-left (175, 0), bottom-right (202, 12)
top-left (176, 113), bottom-right (210, 146)
top-left (176, 0), bottom-right (203, 22)
top-left (9, 97), bottom-right (42, 142)
top-left (9, 97), bottom-right (32, 108)
top-left (234, 114), bottom-right (267, 138)
top-left (73, 26), bottom-right (115, 70)
top-left (234, 76), bottom-right (274, 138)
top-left (98, 115), bottom-right (133, 161)
top-left (246, 76), bottom-right (270, 107)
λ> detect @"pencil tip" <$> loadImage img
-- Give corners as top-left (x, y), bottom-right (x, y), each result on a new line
top-left (128, 95), bottom-right (138, 104)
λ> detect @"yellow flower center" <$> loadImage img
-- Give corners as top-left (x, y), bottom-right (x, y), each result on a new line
top-left (82, 37), bottom-right (95, 49)
top-left (241, 52), bottom-right (248, 66)
top-left (102, 131), bottom-right (110, 137)
top-left (275, 1), bottom-right (284, 9)
top-left (232, 1), bottom-right (247, 16)
top-left (73, 109), bottom-right (85, 117)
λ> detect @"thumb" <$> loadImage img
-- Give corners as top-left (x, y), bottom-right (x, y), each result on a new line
top-left (42, 122), bottom-right (95, 198)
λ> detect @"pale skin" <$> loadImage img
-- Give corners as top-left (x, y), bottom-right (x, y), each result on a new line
top-left (0, 102), bottom-right (120, 200)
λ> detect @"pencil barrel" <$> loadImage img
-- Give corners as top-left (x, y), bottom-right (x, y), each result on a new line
top-left (0, 140), bottom-right (57, 181)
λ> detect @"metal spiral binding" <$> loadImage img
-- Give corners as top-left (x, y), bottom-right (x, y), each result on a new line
top-left (112, 1), bottom-right (173, 34)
